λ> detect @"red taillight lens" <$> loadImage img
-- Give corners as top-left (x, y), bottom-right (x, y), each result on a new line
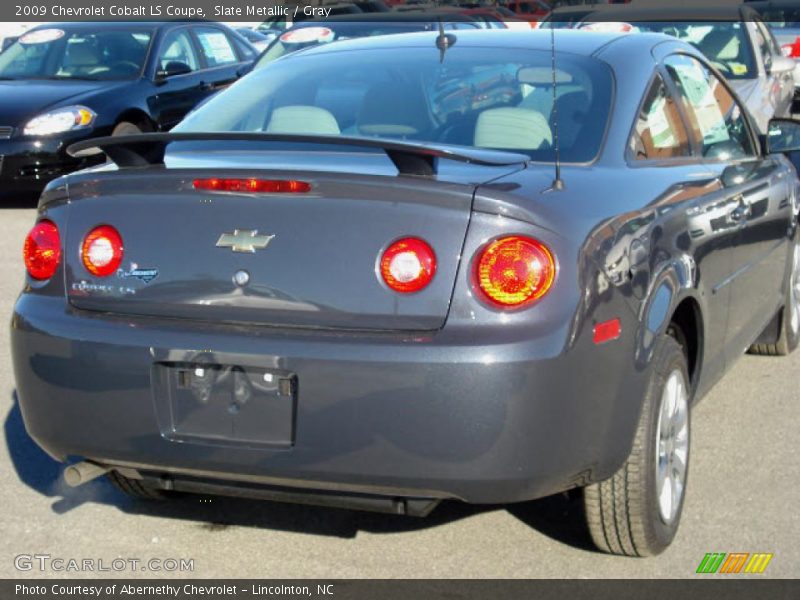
top-left (475, 235), bottom-right (555, 307)
top-left (82, 225), bottom-right (123, 277)
top-left (23, 220), bottom-right (61, 280)
top-left (380, 237), bottom-right (436, 293)
top-left (193, 178), bottom-right (311, 193)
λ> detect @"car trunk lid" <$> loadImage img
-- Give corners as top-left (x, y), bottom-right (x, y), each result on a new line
top-left (64, 151), bottom-right (524, 331)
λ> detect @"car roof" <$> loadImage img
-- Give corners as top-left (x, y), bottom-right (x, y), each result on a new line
top-left (548, 4), bottom-right (753, 22)
top-left (290, 28), bottom-right (646, 59)
top-left (29, 21), bottom-right (225, 31)
top-left (295, 11), bottom-right (476, 24)
top-left (745, 0), bottom-right (800, 12)
top-left (745, 0), bottom-right (800, 7)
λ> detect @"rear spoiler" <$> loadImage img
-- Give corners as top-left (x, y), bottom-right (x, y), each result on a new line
top-left (67, 132), bottom-right (529, 177)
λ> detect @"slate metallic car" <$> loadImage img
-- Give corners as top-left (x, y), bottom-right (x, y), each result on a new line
top-left (542, 5), bottom-right (797, 133)
top-left (0, 21), bottom-right (256, 194)
top-left (12, 30), bottom-right (800, 556)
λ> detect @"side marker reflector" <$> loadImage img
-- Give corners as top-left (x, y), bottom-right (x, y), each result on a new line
top-left (593, 318), bottom-right (621, 345)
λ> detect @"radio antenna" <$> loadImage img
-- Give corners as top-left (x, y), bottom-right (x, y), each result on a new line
top-left (549, 25), bottom-right (565, 191)
top-left (436, 18), bottom-right (456, 63)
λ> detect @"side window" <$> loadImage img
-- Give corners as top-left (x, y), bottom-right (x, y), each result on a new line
top-left (631, 74), bottom-right (691, 160)
top-left (194, 27), bottom-right (239, 68)
top-left (158, 30), bottom-right (198, 72)
top-left (664, 54), bottom-right (756, 161)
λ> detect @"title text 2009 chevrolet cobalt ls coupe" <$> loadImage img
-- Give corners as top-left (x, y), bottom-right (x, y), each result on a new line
top-left (11, 29), bottom-right (800, 556)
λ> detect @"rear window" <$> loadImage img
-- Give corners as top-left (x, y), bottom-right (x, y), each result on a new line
top-left (254, 22), bottom-right (435, 69)
top-left (178, 43), bottom-right (613, 163)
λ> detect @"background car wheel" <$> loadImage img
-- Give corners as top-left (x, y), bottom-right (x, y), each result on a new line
top-left (584, 335), bottom-right (690, 556)
top-left (749, 235), bottom-right (800, 356)
top-left (107, 471), bottom-right (168, 500)
top-left (111, 121), bottom-right (144, 136)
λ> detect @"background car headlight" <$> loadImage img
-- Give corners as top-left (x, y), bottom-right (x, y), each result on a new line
top-left (23, 106), bottom-right (96, 136)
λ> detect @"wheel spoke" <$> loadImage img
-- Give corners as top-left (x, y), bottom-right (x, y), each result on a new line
top-left (672, 447), bottom-right (687, 480)
top-left (659, 474), bottom-right (672, 518)
top-left (656, 367), bottom-right (690, 524)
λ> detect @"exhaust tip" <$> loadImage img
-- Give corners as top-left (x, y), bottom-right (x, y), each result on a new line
top-left (64, 461), bottom-right (108, 487)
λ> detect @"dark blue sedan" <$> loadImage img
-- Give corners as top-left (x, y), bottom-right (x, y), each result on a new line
top-left (0, 21), bottom-right (256, 194)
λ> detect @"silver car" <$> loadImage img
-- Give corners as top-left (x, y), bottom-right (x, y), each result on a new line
top-left (542, 4), bottom-right (797, 132)
top-left (748, 0), bottom-right (800, 107)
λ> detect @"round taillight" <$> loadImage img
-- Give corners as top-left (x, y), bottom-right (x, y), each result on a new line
top-left (475, 235), bottom-right (555, 308)
top-left (24, 220), bottom-right (61, 280)
top-left (82, 225), bottom-right (124, 277)
top-left (380, 237), bottom-right (436, 293)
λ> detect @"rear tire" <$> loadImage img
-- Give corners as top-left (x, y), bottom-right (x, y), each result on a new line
top-left (748, 236), bottom-right (800, 356)
top-left (107, 470), bottom-right (168, 500)
top-left (584, 336), bottom-right (690, 556)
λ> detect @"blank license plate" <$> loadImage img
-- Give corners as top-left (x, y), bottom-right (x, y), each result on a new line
top-left (153, 362), bottom-right (297, 447)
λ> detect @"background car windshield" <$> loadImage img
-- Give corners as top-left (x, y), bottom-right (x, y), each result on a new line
top-left (180, 45), bottom-right (613, 163)
top-left (634, 22), bottom-right (756, 80)
top-left (0, 28), bottom-right (153, 81)
top-left (758, 7), bottom-right (800, 29)
top-left (255, 22), bottom-right (445, 69)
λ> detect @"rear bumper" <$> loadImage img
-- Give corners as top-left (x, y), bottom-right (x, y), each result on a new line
top-left (11, 294), bottom-right (644, 505)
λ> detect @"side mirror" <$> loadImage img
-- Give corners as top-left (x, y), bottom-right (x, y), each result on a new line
top-left (155, 61), bottom-right (192, 82)
top-left (769, 55), bottom-right (796, 75)
top-left (766, 118), bottom-right (800, 154)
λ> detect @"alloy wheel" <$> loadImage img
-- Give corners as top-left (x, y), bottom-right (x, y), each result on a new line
top-left (655, 368), bottom-right (689, 524)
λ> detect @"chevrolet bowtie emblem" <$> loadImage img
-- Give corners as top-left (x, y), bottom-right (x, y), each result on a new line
top-left (216, 230), bottom-right (275, 253)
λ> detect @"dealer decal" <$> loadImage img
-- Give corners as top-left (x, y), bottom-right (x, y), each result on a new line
top-left (118, 265), bottom-right (159, 284)
top-left (19, 29), bottom-right (65, 45)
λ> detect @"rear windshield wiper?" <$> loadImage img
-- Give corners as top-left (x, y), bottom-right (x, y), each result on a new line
top-left (67, 132), bottom-right (530, 177)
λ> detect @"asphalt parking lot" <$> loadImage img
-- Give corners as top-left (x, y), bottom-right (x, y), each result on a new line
top-left (0, 199), bottom-right (798, 579)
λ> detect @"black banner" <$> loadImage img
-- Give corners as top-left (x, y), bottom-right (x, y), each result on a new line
top-left (1, 0), bottom-right (756, 23)
top-left (4, 580), bottom-right (800, 600)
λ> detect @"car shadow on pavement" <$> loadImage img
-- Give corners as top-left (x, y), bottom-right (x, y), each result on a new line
top-left (5, 393), bottom-right (595, 552)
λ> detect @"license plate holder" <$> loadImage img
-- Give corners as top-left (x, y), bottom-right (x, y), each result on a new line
top-left (153, 362), bottom-right (296, 448)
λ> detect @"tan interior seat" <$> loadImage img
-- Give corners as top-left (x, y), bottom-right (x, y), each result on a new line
top-left (266, 106), bottom-right (340, 135)
top-left (474, 107), bottom-right (552, 151)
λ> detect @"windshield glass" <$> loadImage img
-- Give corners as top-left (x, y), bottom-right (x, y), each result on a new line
top-left (178, 44), bottom-right (613, 163)
top-left (538, 13), bottom-right (592, 29)
top-left (0, 28), bottom-right (153, 81)
top-left (634, 22), bottom-right (756, 80)
top-left (255, 22), bottom-right (444, 69)
top-left (756, 7), bottom-right (800, 30)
